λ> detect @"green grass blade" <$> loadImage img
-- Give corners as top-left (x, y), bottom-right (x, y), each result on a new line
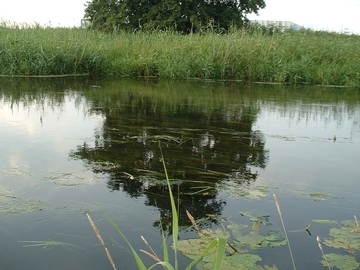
top-left (161, 220), bottom-right (170, 263)
top-left (185, 238), bottom-right (226, 270)
top-left (99, 208), bottom-right (147, 270)
top-left (159, 141), bottom-right (179, 270)
top-left (148, 261), bottom-right (175, 270)
top-left (214, 237), bottom-right (227, 270)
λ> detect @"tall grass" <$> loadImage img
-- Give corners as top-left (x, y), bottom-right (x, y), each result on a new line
top-left (1, 21), bottom-right (360, 86)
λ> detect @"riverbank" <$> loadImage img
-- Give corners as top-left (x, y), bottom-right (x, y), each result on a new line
top-left (1, 24), bottom-right (359, 86)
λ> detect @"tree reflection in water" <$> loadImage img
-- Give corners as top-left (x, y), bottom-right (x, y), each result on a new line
top-left (70, 83), bottom-right (269, 233)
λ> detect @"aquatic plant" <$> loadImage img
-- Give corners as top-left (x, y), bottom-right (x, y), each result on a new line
top-left (86, 141), bottom-right (227, 270)
top-left (176, 209), bottom-right (285, 269)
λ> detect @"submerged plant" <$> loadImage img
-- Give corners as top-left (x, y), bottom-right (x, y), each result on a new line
top-left (19, 240), bottom-right (82, 250)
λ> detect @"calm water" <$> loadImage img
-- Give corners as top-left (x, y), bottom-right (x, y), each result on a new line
top-left (0, 78), bottom-right (359, 270)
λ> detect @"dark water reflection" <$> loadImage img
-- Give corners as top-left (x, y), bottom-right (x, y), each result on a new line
top-left (0, 78), bottom-right (359, 269)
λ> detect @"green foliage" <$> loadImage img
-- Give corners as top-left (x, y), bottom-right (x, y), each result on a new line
top-left (297, 191), bottom-right (334, 201)
top-left (321, 254), bottom-right (359, 270)
top-left (0, 184), bottom-right (45, 214)
top-left (177, 235), bottom-right (265, 270)
top-left (323, 220), bottom-right (360, 250)
top-left (1, 24), bottom-right (360, 86)
top-left (232, 186), bottom-right (272, 200)
top-left (176, 210), bottom-right (285, 269)
top-left (84, 0), bottom-right (266, 33)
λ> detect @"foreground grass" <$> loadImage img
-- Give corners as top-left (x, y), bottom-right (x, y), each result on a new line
top-left (1, 22), bottom-right (360, 86)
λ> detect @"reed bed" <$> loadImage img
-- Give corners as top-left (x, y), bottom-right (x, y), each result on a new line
top-left (1, 21), bottom-right (359, 86)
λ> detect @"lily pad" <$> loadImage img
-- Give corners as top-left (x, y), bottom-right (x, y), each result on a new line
top-left (176, 227), bottom-right (231, 260)
top-left (260, 230), bottom-right (286, 247)
top-left (321, 253), bottom-right (359, 270)
top-left (177, 238), bottom-right (214, 260)
top-left (323, 220), bottom-right (360, 250)
top-left (234, 232), bottom-right (265, 248)
top-left (177, 211), bottom-right (285, 269)
top-left (228, 212), bottom-right (286, 249)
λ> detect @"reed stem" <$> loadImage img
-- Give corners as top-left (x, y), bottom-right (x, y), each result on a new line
top-left (86, 213), bottom-right (117, 270)
top-left (316, 236), bottom-right (331, 270)
top-left (273, 194), bottom-right (296, 270)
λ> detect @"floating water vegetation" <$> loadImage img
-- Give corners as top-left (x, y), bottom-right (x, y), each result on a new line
top-left (19, 240), bottom-right (83, 251)
top-left (313, 216), bottom-right (360, 269)
top-left (89, 161), bottom-right (122, 172)
top-left (323, 219), bottom-right (360, 251)
top-left (294, 190), bottom-right (334, 201)
top-left (87, 142), bottom-right (228, 270)
top-left (0, 166), bottom-right (33, 177)
top-left (176, 210), bottom-right (285, 269)
top-left (44, 172), bottom-right (95, 186)
top-left (0, 184), bottom-right (15, 198)
top-left (0, 185), bottom-right (45, 214)
top-left (321, 254), bottom-right (359, 270)
top-left (222, 184), bottom-right (274, 200)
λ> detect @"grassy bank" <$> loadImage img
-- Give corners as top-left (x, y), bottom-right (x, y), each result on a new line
top-left (1, 22), bottom-right (359, 86)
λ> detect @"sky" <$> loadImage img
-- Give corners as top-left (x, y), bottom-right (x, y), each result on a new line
top-left (0, 0), bottom-right (359, 34)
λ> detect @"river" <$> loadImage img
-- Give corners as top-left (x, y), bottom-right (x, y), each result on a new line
top-left (0, 78), bottom-right (359, 269)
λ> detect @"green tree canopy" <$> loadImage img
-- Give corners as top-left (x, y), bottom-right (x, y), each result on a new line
top-left (84, 0), bottom-right (266, 33)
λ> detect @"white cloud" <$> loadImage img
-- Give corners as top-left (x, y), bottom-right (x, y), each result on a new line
top-left (1, 0), bottom-right (359, 33)
top-left (248, 0), bottom-right (360, 34)
top-left (0, 0), bottom-right (87, 27)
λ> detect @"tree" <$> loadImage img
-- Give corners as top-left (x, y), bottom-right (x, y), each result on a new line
top-left (84, 0), bottom-right (266, 33)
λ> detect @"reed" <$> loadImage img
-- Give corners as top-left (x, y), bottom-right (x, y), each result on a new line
top-left (86, 213), bottom-right (117, 270)
top-left (273, 194), bottom-right (297, 270)
top-left (355, 215), bottom-right (360, 233)
top-left (316, 236), bottom-right (331, 270)
top-left (1, 22), bottom-right (359, 86)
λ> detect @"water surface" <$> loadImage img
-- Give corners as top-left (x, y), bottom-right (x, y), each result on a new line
top-left (0, 78), bottom-right (359, 269)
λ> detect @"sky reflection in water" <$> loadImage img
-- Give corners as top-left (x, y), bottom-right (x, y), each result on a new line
top-left (0, 78), bottom-right (359, 269)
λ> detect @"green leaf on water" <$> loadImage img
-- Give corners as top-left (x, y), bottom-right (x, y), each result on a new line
top-left (177, 238), bottom-right (213, 260)
top-left (176, 228), bottom-right (230, 261)
top-left (235, 186), bottom-right (272, 200)
top-left (198, 253), bottom-right (263, 270)
top-left (321, 253), bottom-right (359, 270)
top-left (240, 211), bottom-right (270, 224)
top-left (297, 191), bottom-right (334, 201)
top-left (323, 220), bottom-right (360, 250)
top-left (262, 230), bottom-right (287, 247)
top-left (227, 223), bottom-right (248, 239)
top-left (228, 212), bottom-right (286, 249)
top-left (234, 232), bottom-right (265, 249)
